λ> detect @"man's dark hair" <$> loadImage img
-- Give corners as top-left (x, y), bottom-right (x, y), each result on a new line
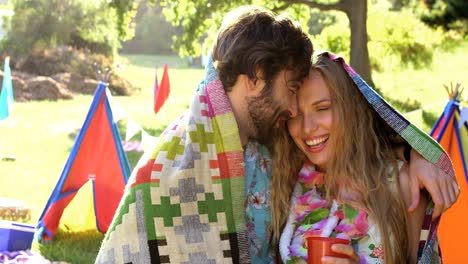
top-left (213, 6), bottom-right (313, 92)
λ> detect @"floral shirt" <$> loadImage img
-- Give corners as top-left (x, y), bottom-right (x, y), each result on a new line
top-left (244, 141), bottom-right (274, 264)
top-left (280, 163), bottom-right (386, 264)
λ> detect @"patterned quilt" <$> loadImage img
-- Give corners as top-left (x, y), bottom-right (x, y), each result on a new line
top-left (95, 60), bottom-right (250, 264)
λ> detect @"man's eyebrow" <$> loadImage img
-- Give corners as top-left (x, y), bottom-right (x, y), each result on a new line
top-left (287, 77), bottom-right (303, 84)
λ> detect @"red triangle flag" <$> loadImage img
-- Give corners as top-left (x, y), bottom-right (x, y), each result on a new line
top-left (154, 64), bottom-right (170, 114)
top-left (153, 66), bottom-right (159, 111)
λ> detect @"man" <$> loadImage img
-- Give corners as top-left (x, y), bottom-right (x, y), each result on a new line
top-left (96, 6), bottom-right (458, 264)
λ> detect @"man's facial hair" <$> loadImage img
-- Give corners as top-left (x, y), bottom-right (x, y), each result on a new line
top-left (247, 84), bottom-right (290, 148)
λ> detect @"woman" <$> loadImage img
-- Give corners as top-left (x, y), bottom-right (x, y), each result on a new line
top-left (272, 53), bottom-right (443, 263)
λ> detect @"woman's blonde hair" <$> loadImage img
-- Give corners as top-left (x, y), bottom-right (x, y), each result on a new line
top-left (271, 54), bottom-right (410, 263)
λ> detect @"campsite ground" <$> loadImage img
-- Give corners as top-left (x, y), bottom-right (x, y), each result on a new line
top-left (0, 54), bottom-right (206, 263)
top-left (0, 43), bottom-right (467, 263)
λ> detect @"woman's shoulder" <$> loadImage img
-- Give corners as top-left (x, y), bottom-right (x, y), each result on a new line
top-left (394, 161), bottom-right (415, 208)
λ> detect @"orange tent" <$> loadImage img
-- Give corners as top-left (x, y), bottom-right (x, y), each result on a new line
top-left (35, 82), bottom-right (130, 242)
top-left (431, 99), bottom-right (468, 263)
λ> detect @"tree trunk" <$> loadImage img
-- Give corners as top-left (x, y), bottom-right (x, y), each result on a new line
top-left (344, 0), bottom-right (375, 88)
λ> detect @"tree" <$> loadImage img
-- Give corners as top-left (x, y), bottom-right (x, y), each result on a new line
top-left (280, 0), bottom-right (372, 87)
top-left (112, 0), bottom-right (374, 86)
top-left (108, 0), bottom-right (139, 41)
top-left (3, 0), bottom-right (121, 57)
top-left (420, 0), bottom-right (468, 33)
top-left (120, 0), bottom-right (182, 54)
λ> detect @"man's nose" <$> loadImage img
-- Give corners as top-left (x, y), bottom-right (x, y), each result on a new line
top-left (288, 96), bottom-right (298, 118)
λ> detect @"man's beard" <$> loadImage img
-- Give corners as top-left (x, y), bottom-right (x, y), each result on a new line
top-left (247, 86), bottom-right (290, 147)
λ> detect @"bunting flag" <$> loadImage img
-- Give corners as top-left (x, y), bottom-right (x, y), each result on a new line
top-left (153, 66), bottom-right (159, 112)
top-left (153, 64), bottom-right (170, 114)
top-left (105, 88), bottom-right (158, 153)
top-left (0, 57), bottom-right (13, 120)
top-left (431, 100), bottom-right (468, 263)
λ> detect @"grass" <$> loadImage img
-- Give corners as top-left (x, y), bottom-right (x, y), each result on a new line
top-left (37, 229), bottom-right (104, 264)
top-left (112, 55), bottom-right (204, 134)
top-left (374, 41), bottom-right (468, 131)
top-left (120, 54), bottom-right (198, 69)
top-left (0, 43), bottom-right (467, 263)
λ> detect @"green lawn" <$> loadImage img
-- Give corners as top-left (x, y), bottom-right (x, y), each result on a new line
top-left (374, 41), bottom-right (468, 131)
top-left (0, 43), bottom-right (467, 263)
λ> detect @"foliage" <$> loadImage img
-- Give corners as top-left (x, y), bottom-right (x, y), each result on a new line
top-left (117, 0), bottom-right (377, 83)
top-left (1, 0), bottom-right (121, 57)
top-left (11, 46), bottom-right (136, 95)
top-left (113, 0), bottom-right (462, 85)
top-left (0, 0), bottom-right (136, 96)
top-left (108, 0), bottom-right (138, 41)
top-left (14, 47), bottom-right (112, 77)
top-left (420, 0), bottom-right (468, 34)
top-left (158, 0), bottom-right (313, 57)
top-left (157, 0), bottom-right (346, 57)
top-left (307, 8), bottom-right (338, 35)
top-left (310, 12), bottom-right (349, 57)
top-left (310, 6), bottom-right (454, 72)
top-left (159, 0), bottom-right (247, 57)
top-left (120, 0), bottom-right (182, 55)
top-left (387, 0), bottom-right (413, 11)
top-left (367, 9), bottom-right (444, 70)
top-left (385, 97), bottom-right (422, 113)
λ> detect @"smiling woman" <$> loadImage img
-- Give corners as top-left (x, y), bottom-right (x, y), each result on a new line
top-left (272, 52), bottom-right (451, 264)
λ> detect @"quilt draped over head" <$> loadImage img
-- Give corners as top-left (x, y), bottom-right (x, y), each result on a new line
top-left (279, 51), bottom-right (454, 263)
top-left (324, 51), bottom-right (454, 179)
top-left (95, 57), bottom-right (250, 264)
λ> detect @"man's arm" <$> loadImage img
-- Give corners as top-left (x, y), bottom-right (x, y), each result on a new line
top-left (405, 148), bottom-right (460, 219)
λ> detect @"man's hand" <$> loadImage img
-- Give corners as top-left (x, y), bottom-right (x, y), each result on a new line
top-left (408, 149), bottom-right (460, 219)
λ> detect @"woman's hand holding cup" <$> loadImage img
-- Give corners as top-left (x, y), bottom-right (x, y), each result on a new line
top-left (320, 243), bottom-right (360, 264)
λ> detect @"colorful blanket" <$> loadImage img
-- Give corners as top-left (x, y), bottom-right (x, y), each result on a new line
top-left (95, 59), bottom-right (250, 263)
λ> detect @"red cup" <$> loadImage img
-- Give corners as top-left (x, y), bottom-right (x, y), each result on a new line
top-left (307, 237), bottom-right (351, 264)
